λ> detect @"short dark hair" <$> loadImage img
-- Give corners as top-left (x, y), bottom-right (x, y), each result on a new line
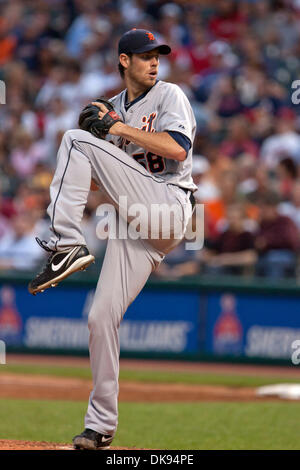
top-left (118, 52), bottom-right (132, 78)
top-left (279, 157), bottom-right (298, 179)
top-left (260, 191), bottom-right (280, 207)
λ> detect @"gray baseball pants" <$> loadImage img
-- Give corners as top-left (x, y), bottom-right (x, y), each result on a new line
top-left (46, 129), bottom-right (193, 437)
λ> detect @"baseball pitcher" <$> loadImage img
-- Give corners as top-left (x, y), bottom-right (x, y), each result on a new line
top-left (28, 29), bottom-right (197, 450)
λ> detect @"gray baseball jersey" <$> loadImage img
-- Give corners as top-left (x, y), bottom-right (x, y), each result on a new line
top-left (109, 80), bottom-right (198, 193)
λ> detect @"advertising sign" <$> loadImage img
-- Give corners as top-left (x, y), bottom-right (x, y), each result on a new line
top-left (0, 283), bottom-right (201, 354)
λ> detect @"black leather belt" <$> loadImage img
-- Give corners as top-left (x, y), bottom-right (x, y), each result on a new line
top-left (181, 187), bottom-right (196, 210)
top-left (168, 184), bottom-right (196, 210)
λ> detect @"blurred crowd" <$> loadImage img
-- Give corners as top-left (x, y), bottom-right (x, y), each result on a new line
top-left (0, 0), bottom-right (300, 280)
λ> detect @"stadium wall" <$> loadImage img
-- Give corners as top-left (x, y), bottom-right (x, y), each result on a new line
top-left (0, 272), bottom-right (300, 365)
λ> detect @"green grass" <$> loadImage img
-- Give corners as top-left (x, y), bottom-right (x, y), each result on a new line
top-left (2, 364), bottom-right (92, 380)
top-left (120, 370), bottom-right (299, 388)
top-left (1, 363), bottom-right (300, 388)
top-left (0, 398), bottom-right (299, 449)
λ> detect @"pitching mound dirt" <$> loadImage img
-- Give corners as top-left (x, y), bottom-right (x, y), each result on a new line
top-left (0, 440), bottom-right (74, 450)
top-left (0, 439), bottom-right (147, 450)
top-left (0, 372), bottom-right (268, 402)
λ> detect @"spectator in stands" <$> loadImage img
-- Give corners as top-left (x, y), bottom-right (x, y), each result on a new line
top-left (209, 0), bottom-right (247, 44)
top-left (260, 109), bottom-right (300, 170)
top-left (185, 27), bottom-right (212, 76)
top-left (204, 167), bottom-right (240, 234)
top-left (255, 192), bottom-right (300, 278)
top-left (0, 16), bottom-right (17, 66)
top-left (278, 179), bottom-right (300, 231)
top-left (0, 180), bottom-right (16, 220)
top-left (245, 166), bottom-right (275, 205)
top-left (247, 106), bottom-right (274, 147)
top-left (10, 129), bottom-right (47, 178)
top-left (218, 114), bottom-right (259, 160)
top-left (250, 0), bottom-right (275, 42)
top-left (65, 4), bottom-right (103, 58)
top-left (0, 182), bottom-right (16, 239)
top-left (201, 202), bottom-right (257, 276)
top-left (236, 153), bottom-right (258, 196)
top-left (206, 75), bottom-right (244, 119)
top-left (58, 58), bottom-right (85, 105)
top-left (14, 11), bottom-right (51, 71)
top-left (158, 2), bottom-right (187, 48)
top-left (235, 66), bottom-right (268, 110)
top-left (191, 155), bottom-right (211, 199)
top-left (0, 212), bottom-right (44, 270)
top-left (35, 62), bottom-right (67, 108)
top-left (43, 95), bottom-right (78, 166)
top-left (276, 157), bottom-right (298, 201)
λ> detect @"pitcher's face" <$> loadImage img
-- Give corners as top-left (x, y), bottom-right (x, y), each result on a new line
top-left (122, 49), bottom-right (160, 89)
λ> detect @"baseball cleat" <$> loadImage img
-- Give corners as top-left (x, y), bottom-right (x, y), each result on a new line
top-left (72, 428), bottom-right (113, 450)
top-left (28, 239), bottom-right (95, 295)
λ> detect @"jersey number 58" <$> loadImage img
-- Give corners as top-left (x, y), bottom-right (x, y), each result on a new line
top-left (132, 152), bottom-right (165, 174)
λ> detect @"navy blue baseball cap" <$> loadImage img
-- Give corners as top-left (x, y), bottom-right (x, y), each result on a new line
top-left (118, 29), bottom-right (171, 55)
